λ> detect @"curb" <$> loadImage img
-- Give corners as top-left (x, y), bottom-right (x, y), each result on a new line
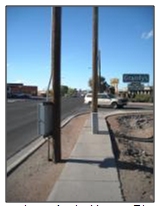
top-left (61, 111), bottom-right (90, 128)
top-left (104, 109), bottom-right (153, 119)
top-left (7, 111), bottom-right (90, 175)
top-left (7, 110), bottom-right (152, 175)
top-left (127, 102), bottom-right (153, 106)
top-left (7, 137), bottom-right (46, 175)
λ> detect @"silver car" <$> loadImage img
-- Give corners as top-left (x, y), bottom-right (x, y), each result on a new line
top-left (84, 93), bottom-right (128, 109)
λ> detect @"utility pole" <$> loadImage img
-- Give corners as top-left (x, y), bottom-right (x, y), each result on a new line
top-left (91, 6), bottom-right (98, 134)
top-left (51, 7), bottom-right (62, 163)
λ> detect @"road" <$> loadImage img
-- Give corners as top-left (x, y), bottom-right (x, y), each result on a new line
top-left (6, 98), bottom-right (153, 159)
top-left (6, 97), bottom-right (89, 159)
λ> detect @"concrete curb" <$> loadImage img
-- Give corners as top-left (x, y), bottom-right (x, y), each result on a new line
top-left (7, 111), bottom-right (90, 175)
top-left (104, 109), bottom-right (153, 119)
top-left (61, 111), bottom-right (90, 128)
top-left (127, 102), bottom-right (153, 106)
top-left (7, 109), bottom-right (152, 175)
top-left (7, 137), bottom-right (46, 175)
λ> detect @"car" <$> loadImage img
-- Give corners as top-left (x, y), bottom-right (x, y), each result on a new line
top-left (18, 93), bottom-right (32, 99)
top-left (10, 93), bottom-right (32, 99)
top-left (84, 92), bottom-right (128, 109)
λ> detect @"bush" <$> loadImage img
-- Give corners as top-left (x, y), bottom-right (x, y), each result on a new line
top-left (133, 94), bottom-right (153, 102)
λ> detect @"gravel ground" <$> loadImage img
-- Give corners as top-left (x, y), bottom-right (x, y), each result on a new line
top-left (106, 112), bottom-right (154, 202)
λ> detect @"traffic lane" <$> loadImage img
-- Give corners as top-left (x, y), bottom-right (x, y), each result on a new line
top-left (61, 97), bottom-right (85, 120)
top-left (6, 97), bottom-right (86, 159)
top-left (7, 97), bottom-right (85, 134)
top-left (6, 119), bottom-right (37, 159)
top-left (6, 101), bottom-right (40, 159)
top-left (7, 109), bottom-right (36, 132)
top-left (6, 101), bottom-right (40, 127)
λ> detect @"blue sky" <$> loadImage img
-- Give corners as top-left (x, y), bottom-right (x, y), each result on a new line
top-left (6, 6), bottom-right (154, 91)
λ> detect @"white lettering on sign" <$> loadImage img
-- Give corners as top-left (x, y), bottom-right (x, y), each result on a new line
top-left (123, 74), bottom-right (149, 83)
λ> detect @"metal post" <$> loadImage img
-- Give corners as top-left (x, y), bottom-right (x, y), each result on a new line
top-left (51, 7), bottom-right (62, 163)
top-left (98, 50), bottom-right (101, 93)
top-left (91, 7), bottom-right (98, 134)
top-left (46, 8), bottom-right (53, 102)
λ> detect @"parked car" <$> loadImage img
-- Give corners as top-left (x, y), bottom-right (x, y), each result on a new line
top-left (9, 93), bottom-right (32, 99)
top-left (84, 92), bottom-right (128, 109)
top-left (17, 93), bottom-right (32, 99)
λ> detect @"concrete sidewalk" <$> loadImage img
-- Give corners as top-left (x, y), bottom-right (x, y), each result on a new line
top-left (47, 112), bottom-right (123, 202)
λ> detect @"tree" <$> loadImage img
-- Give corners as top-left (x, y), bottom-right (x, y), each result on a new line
top-left (108, 86), bottom-right (115, 94)
top-left (88, 76), bottom-right (110, 92)
top-left (67, 87), bottom-right (75, 96)
top-left (61, 85), bottom-right (68, 96)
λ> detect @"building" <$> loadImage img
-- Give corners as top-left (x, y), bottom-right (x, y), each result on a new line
top-left (118, 85), bottom-right (153, 98)
top-left (7, 83), bottom-right (38, 96)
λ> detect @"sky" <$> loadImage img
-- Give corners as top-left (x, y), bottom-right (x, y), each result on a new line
top-left (6, 6), bottom-right (154, 91)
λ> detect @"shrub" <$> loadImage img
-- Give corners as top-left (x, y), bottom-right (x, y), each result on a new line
top-left (133, 94), bottom-right (152, 102)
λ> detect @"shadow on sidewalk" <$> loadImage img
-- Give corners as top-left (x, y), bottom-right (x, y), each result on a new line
top-left (61, 158), bottom-right (153, 173)
top-left (60, 157), bottom-right (115, 168)
top-left (98, 130), bottom-right (109, 135)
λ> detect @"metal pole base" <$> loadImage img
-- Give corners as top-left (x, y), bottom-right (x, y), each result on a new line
top-left (48, 136), bottom-right (54, 161)
top-left (91, 112), bottom-right (98, 134)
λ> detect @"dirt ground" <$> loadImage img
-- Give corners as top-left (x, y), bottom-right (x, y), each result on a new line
top-left (6, 112), bottom-right (154, 202)
top-left (106, 113), bottom-right (154, 202)
top-left (6, 114), bottom-right (89, 202)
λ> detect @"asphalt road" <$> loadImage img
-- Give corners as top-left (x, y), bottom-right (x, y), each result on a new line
top-left (6, 97), bottom-right (89, 159)
top-left (6, 98), bottom-right (153, 159)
